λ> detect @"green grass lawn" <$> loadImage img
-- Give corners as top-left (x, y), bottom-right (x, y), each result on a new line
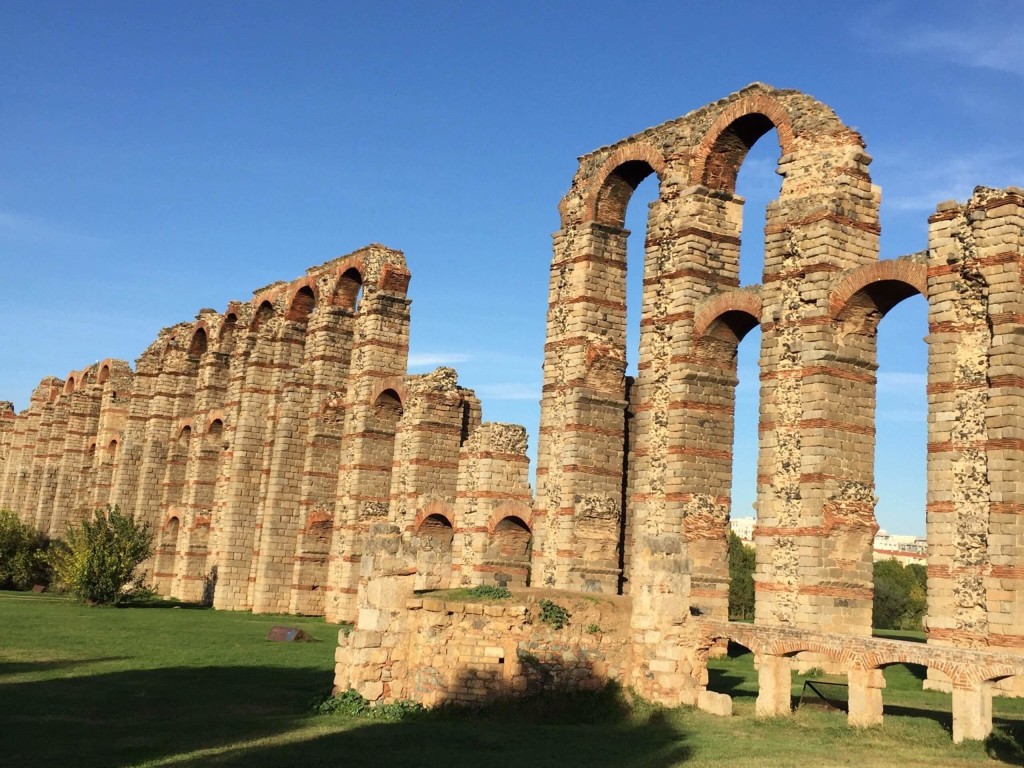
top-left (1, 591), bottom-right (1022, 767)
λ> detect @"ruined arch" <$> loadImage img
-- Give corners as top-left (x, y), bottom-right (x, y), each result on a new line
top-left (585, 144), bottom-right (666, 228)
top-left (415, 511), bottom-right (454, 591)
top-left (334, 267), bottom-right (364, 311)
top-left (188, 326), bottom-right (209, 357)
top-left (97, 365), bottom-right (110, 385)
top-left (830, 260), bottom-right (928, 328)
top-left (286, 283), bottom-right (318, 323)
top-left (693, 291), bottom-right (763, 350)
top-left (251, 300), bottom-right (275, 332)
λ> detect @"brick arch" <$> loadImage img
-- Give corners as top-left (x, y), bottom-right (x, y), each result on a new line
top-left (856, 649), bottom-right (961, 683)
top-left (699, 627), bottom-right (766, 658)
top-left (370, 378), bottom-right (408, 409)
top-left (285, 278), bottom-right (319, 322)
top-left (974, 664), bottom-right (1024, 686)
top-left (250, 299), bottom-right (277, 331)
top-left (188, 322), bottom-right (210, 357)
top-left (304, 510), bottom-right (333, 533)
top-left (161, 514), bottom-right (181, 531)
top-left (693, 290), bottom-right (763, 342)
top-left (582, 142), bottom-right (667, 228)
top-left (487, 500), bottom-right (533, 534)
top-left (829, 259), bottom-right (928, 322)
top-left (330, 261), bottom-right (366, 309)
top-left (204, 410), bottom-right (226, 432)
top-left (770, 640), bottom-right (847, 662)
top-left (691, 93), bottom-right (796, 194)
top-left (413, 500), bottom-right (455, 531)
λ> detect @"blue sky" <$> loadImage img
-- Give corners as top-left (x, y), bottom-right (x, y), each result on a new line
top-left (2, 1), bottom-right (1022, 536)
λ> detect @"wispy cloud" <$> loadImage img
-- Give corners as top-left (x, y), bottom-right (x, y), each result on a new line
top-left (880, 149), bottom-right (1024, 213)
top-left (896, 17), bottom-right (1024, 79)
top-left (474, 383), bottom-right (538, 401)
top-left (407, 351), bottom-right (471, 368)
top-left (0, 209), bottom-right (107, 249)
top-left (857, 5), bottom-right (1024, 79)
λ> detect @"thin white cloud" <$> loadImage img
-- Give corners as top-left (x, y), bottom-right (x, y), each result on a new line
top-left (474, 383), bottom-right (538, 401)
top-left (407, 352), bottom-right (471, 368)
top-left (898, 18), bottom-right (1024, 79)
top-left (880, 149), bottom-right (1024, 213)
top-left (857, 5), bottom-right (1024, 79)
top-left (0, 209), bottom-right (107, 249)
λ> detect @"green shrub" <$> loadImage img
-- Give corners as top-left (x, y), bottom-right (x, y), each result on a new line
top-left (0, 510), bottom-right (50, 590)
top-left (50, 505), bottom-right (153, 604)
top-left (586, 623), bottom-right (602, 634)
top-left (538, 598), bottom-right (570, 630)
top-left (313, 688), bottom-right (424, 720)
top-left (464, 584), bottom-right (511, 600)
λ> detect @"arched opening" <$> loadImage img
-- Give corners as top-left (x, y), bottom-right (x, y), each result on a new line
top-left (188, 327), bottom-right (208, 357)
top-left (64, 377), bottom-right (76, 395)
top-left (831, 268), bottom-right (927, 639)
top-left (336, 268), bottom-right (364, 312)
top-left (252, 301), bottom-right (275, 332)
top-left (208, 419), bottom-right (223, 436)
top-left (97, 365), bottom-right (110, 385)
top-left (106, 439), bottom-right (118, 459)
top-left (484, 515), bottom-right (532, 588)
top-left (705, 639), bottom-right (760, 708)
top-left (287, 285), bottom-right (317, 323)
top-left (734, 123), bottom-right (781, 286)
top-left (689, 301), bottom-right (761, 621)
top-left (219, 313), bottom-right (238, 349)
top-left (415, 513), bottom-right (454, 591)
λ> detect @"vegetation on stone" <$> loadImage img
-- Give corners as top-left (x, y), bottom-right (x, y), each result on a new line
top-left (538, 598), bottom-right (570, 630)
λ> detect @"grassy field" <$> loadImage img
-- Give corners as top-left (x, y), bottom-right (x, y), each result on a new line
top-left (1, 591), bottom-right (1022, 767)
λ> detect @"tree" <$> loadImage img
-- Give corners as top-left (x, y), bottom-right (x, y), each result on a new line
top-left (873, 558), bottom-right (927, 631)
top-left (729, 531), bottom-right (756, 621)
top-left (50, 505), bottom-right (153, 604)
top-left (0, 510), bottom-right (50, 590)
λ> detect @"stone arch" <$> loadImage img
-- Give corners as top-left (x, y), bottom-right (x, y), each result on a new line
top-left (771, 641), bottom-right (847, 663)
top-left (584, 143), bottom-right (667, 228)
top-left (205, 412), bottom-right (226, 434)
top-left (251, 300), bottom-right (275, 332)
top-left (691, 93), bottom-right (797, 195)
top-left (97, 364), bottom-right (110, 385)
top-left (64, 375), bottom-right (77, 395)
top-left (219, 312), bottom-right (238, 342)
top-left (188, 325), bottom-right (209, 357)
top-left (830, 259), bottom-right (928, 328)
top-left (371, 382), bottom-right (407, 411)
top-left (414, 509), bottom-right (455, 591)
top-left (286, 282), bottom-right (318, 323)
top-left (334, 266), bottom-right (364, 311)
top-left (484, 502), bottom-right (533, 589)
top-left (693, 290), bottom-right (763, 349)
top-left (412, 500), bottom-right (455, 532)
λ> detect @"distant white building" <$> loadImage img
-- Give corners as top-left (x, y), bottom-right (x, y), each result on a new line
top-left (874, 529), bottom-right (927, 565)
top-left (731, 518), bottom-right (927, 565)
top-left (731, 516), bottom-right (755, 543)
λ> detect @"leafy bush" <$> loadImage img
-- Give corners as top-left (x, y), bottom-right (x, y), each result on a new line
top-left (538, 598), bottom-right (570, 630)
top-left (313, 688), bottom-right (424, 720)
top-left (0, 510), bottom-right (50, 590)
top-left (50, 505), bottom-right (153, 604)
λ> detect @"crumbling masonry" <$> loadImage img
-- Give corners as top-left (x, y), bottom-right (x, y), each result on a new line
top-left (4, 84), bottom-right (1024, 742)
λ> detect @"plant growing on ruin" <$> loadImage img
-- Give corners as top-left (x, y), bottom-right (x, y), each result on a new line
top-left (313, 688), bottom-right (424, 720)
top-left (50, 505), bottom-right (153, 605)
top-left (586, 623), bottom-right (602, 634)
top-left (538, 599), bottom-right (570, 630)
top-left (465, 584), bottom-right (511, 600)
top-left (0, 510), bottom-right (51, 590)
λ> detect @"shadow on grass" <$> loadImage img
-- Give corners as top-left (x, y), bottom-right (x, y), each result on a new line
top-left (988, 719), bottom-right (1024, 765)
top-left (114, 597), bottom-right (211, 610)
top-left (3, 664), bottom-right (691, 768)
top-left (0, 657), bottom-right (127, 676)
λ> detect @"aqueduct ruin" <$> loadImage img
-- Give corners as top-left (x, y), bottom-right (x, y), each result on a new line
top-left (3, 84), bottom-right (1024, 741)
